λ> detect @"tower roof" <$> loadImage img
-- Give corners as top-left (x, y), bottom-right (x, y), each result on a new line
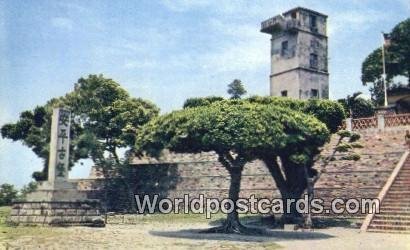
top-left (283, 7), bottom-right (327, 18)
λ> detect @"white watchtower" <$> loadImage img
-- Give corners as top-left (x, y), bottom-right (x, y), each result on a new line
top-left (261, 7), bottom-right (329, 99)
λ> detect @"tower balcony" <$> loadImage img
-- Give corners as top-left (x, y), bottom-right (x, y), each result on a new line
top-left (261, 16), bottom-right (302, 34)
top-left (260, 15), bottom-right (285, 34)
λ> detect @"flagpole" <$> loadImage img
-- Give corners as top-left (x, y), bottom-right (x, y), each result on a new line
top-left (381, 32), bottom-right (388, 107)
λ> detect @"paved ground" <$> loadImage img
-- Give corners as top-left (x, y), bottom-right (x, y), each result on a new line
top-left (1, 221), bottom-right (409, 250)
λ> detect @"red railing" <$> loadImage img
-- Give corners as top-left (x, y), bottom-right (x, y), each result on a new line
top-left (352, 117), bottom-right (378, 130)
top-left (385, 114), bottom-right (410, 127)
top-left (348, 113), bottom-right (410, 131)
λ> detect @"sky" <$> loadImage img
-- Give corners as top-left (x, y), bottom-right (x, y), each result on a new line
top-left (0, 0), bottom-right (409, 187)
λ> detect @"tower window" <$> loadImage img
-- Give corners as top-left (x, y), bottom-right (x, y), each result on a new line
top-left (291, 12), bottom-right (297, 19)
top-left (281, 41), bottom-right (288, 56)
top-left (281, 90), bottom-right (288, 97)
top-left (310, 53), bottom-right (318, 69)
top-left (311, 39), bottom-right (319, 49)
top-left (310, 15), bottom-right (317, 28)
top-left (311, 89), bottom-right (319, 98)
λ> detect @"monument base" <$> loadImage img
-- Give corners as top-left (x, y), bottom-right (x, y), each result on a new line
top-left (8, 200), bottom-right (105, 227)
top-left (25, 180), bottom-right (88, 202)
top-left (8, 181), bottom-right (105, 227)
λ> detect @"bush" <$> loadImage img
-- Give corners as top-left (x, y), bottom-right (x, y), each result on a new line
top-left (338, 94), bottom-right (375, 118)
top-left (0, 184), bottom-right (18, 206)
top-left (183, 96), bottom-right (224, 109)
top-left (351, 98), bottom-right (375, 118)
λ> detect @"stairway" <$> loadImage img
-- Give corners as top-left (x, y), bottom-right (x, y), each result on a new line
top-left (367, 154), bottom-right (410, 233)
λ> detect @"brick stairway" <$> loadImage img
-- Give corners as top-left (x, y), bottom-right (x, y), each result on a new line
top-left (367, 154), bottom-right (410, 233)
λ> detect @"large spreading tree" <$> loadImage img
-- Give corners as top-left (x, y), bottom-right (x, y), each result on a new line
top-left (1, 74), bottom-right (159, 182)
top-left (135, 100), bottom-right (331, 233)
top-left (181, 96), bottom-right (346, 224)
top-left (361, 18), bottom-right (410, 104)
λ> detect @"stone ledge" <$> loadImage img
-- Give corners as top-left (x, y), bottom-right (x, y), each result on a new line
top-left (8, 201), bottom-right (105, 227)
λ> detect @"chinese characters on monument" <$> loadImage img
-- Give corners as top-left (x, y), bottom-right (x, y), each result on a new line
top-left (48, 108), bottom-right (71, 183)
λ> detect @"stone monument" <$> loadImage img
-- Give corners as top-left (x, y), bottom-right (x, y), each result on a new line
top-left (8, 108), bottom-right (105, 226)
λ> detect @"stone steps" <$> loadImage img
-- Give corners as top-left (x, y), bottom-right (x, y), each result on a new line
top-left (373, 215), bottom-right (410, 220)
top-left (372, 220), bottom-right (410, 226)
top-left (380, 206), bottom-right (410, 214)
top-left (367, 224), bottom-right (410, 232)
top-left (366, 153), bottom-right (410, 233)
top-left (367, 229), bottom-right (410, 234)
top-left (382, 197), bottom-right (410, 202)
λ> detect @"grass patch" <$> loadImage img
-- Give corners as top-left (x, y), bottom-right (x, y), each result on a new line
top-left (106, 212), bottom-right (264, 225)
top-left (0, 206), bottom-right (62, 242)
top-left (107, 211), bottom-right (228, 224)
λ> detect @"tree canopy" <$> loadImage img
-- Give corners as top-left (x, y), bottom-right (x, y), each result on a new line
top-left (361, 18), bottom-right (410, 104)
top-left (227, 79), bottom-right (247, 99)
top-left (0, 184), bottom-right (19, 206)
top-left (183, 96), bottom-right (224, 109)
top-left (183, 96), bottom-right (345, 134)
top-left (135, 100), bottom-right (330, 233)
top-left (244, 96), bottom-right (345, 133)
top-left (1, 74), bottom-right (159, 181)
top-left (337, 92), bottom-right (375, 118)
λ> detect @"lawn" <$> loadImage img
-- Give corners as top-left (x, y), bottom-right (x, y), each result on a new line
top-left (0, 207), bottom-right (282, 249)
top-left (1, 207), bottom-right (408, 249)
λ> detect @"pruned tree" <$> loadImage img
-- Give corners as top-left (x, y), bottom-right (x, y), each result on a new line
top-left (135, 100), bottom-right (330, 234)
top-left (245, 96), bottom-right (346, 223)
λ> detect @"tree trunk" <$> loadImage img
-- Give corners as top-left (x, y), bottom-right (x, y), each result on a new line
top-left (203, 160), bottom-right (263, 234)
top-left (204, 166), bottom-right (246, 233)
top-left (303, 165), bottom-right (313, 228)
top-left (264, 157), bottom-right (305, 224)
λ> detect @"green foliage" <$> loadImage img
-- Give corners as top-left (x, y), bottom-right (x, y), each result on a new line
top-left (19, 182), bottom-right (38, 199)
top-left (349, 133), bottom-right (361, 142)
top-left (247, 96), bottom-right (345, 133)
top-left (340, 153), bottom-right (361, 161)
top-left (227, 79), bottom-right (247, 99)
top-left (337, 130), bottom-right (352, 138)
top-left (182, 96), bottom-right (345, 134)
top-left (389, 18), bottom-right (410, 84)
top-left (335, 143), bottom-right (352, 152)
top-left (304, 99), bottom-right (346, 133)
top-left (361, 18), bottom-right (410, 103)
top-left (0, 184), bottom-right (18, 206)
top-left (350, 142), bottom-right (364, 148)
top-left (183, 96), bottom-right (224, 109)
top-left (136, 100), bottom-right (330, 159)
top-left (338, 92), bottom-right (375, 118)
top-left (1, 74), bottom-right (159, 181)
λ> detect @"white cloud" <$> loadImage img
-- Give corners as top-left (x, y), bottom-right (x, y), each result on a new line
top-left (160, 0), bottom-right (210, 12)
top-left (124, 60), bottom-right (158, 70)
top-left (400, 0), bottom-right (410, 11)
top-left (50, 17), bottom-right (74, 30)
top-left (328, 9), bottom-right (389, 37)
top-left (199, 38), bottom-right (268, 73)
